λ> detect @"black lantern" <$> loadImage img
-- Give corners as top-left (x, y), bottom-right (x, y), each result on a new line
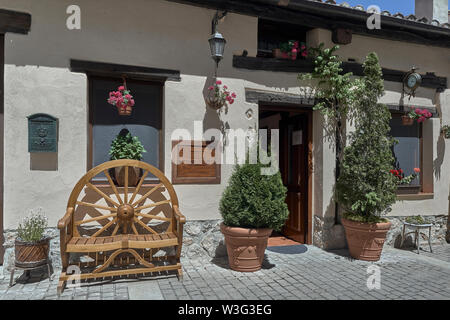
top-left (209, 31), bottom-right (226, 65)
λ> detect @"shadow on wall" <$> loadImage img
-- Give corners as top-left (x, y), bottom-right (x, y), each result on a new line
top-left (30, 152), bottom-right (58, 171)
top-left (434, 134), bottom-right (445, 180)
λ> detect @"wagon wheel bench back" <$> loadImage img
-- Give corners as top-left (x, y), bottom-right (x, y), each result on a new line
top-left (57, 159), bottom-right (186, 295)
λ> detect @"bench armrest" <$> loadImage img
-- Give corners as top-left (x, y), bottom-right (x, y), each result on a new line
top-left (58, 207), bottom-right (74, 230)
top-left (173, 205), bottom-right (186, 224)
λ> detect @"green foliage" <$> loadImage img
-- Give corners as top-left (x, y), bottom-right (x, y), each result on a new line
top-left (405, 215), bottom-right (425, 225)
top-left (298, 43), bottom-right (358, 151)
top-left (343, 212), bottom-right (388, 224)
top-left (17, 209), bottom-right (48, 242)
top-left (441, 125), bottom-right (450, 139)
top-left (336, 53), bottom-right (397, 220)
top-left (219, 162), bottom-right (289, 231)
top-left (109, 129), bottom-right (146, 161)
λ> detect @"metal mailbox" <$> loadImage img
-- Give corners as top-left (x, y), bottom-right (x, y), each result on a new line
top-left (27, 113), bottom-right (58, 152)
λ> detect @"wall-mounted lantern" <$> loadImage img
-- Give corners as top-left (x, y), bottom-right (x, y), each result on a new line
top-left (209, 11), bottom-right (227, 76)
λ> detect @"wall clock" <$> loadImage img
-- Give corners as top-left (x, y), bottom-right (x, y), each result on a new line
top-left (403, 67), bottom-right (422, 98)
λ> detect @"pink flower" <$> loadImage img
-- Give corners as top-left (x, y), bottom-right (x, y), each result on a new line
top-left (208, 86), bottom-right (214, 91)
top-left (415, 108), bottom-right (423, 115)
top-left (301, 51), bottom-right (308, 57)
top-left (215, 80), bottom-right (222, 85)
top-left (223, 85), bottom-right (228, 90)
top-left (293, 41), bottom-right (299, 48)
top-left (125, 94), bottom-right (132, 100)
top-left (229, 99), bottom-right (234, 104)
top-left (414, 168), bottom-right (421, 173)
top-left (301, 45), bottom-right (306, 50)
top-left (118, 86), bottom-right (125, 91)
top-left (231, 93), bottom-right (237, 98)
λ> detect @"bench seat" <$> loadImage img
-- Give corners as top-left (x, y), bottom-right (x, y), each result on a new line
top-left (66, 233), bottom-right (179, 253)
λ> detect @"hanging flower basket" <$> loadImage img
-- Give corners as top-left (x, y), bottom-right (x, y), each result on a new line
top-left (107, 80), bottom-right (135, 116)
top-left (401, 115), bottom-right (414, 126)
top-left (205, 80), bottom-right (236, 111)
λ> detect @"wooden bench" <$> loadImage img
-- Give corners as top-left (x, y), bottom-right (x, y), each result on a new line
top-left (57, 160), bottom-right (185, 295)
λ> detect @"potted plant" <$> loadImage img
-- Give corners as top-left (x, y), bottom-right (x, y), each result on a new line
top-left (219, 161), bottom-right (289, 272)
top-left (336, 53), bottom-right (398, 261)
top-left (107, 85), bottom-right (135, 116)
top-left (273, 41), bottom-right (308, 60)
top-left (15, 209), bottom-right (50, 268)
top-left (391, 167), bottom-right (421, 194)
top-left (109, 128), bottom-right (146, 186)
top-left (206, 80), bottom-right (236, 111)
top-left (441, 125), bottom-right (450, 139)
top-left (402, 108), bottom-right (432, 125)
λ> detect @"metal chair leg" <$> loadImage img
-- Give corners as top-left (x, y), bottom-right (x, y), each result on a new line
top-left (416, 230), bottom-right (420, 254)
top-left (9, 268), bottom-right (15, 287)
top-left (428, 227), bottom-right (433, 253)
top-left (400, 224), bottom-right (406, 248)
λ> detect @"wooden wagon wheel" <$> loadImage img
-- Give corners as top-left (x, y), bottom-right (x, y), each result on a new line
top-left (67, 160), bottom-right (179, 237)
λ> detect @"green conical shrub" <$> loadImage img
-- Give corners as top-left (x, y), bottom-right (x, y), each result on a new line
top-left (219, 162), bottom-right (289, 231)
top-left (335, 52), bottom-right (397, 223)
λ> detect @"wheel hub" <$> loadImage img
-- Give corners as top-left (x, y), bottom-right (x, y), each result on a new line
top-left (117, 204), bottom-right (135, 223)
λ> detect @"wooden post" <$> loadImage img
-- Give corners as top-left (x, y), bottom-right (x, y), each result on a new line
top-left (0, 33), bottom-right (4, 265)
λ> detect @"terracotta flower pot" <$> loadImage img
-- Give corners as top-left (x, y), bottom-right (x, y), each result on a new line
top-left (342, 218), bottom-right (391, 261)
top-left (401, 115), bottom-right (414, 126)
top-left (117, 105), bottom-right (132, 116)
top-left (14, 237), bottom-right (50, 268)
top-left (114, 166), bottom-right (142, 187)
top-left (220, 223), bottom-right (272, 272)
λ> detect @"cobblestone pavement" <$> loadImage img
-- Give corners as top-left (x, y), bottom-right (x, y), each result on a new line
top-left (0, 244), bottom-right (449, 300)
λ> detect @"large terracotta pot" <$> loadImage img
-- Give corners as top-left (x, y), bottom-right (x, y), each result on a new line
top-left (14, 237), bottom-right (50, 268)
top-left (342, 218), bottom-right (391, 261)
top-left (114, 166), bottom-right (142, 187)
top-left (220, 223), bottom-right (272, 272)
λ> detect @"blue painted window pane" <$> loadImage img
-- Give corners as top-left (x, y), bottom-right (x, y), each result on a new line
top-left (91, 77), bottom-right (162, 181)
top-left (389, 115), bottom-right (420, 186)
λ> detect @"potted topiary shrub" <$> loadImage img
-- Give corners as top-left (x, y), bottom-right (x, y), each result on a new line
top-left (109, 128), bottom-right (147, 187)
top-left (336, 53), bottom-right (398, 261)
top-left (15, 209), bottom-right (50, 268)
top-left (219, 161), bottom-right (289, 272)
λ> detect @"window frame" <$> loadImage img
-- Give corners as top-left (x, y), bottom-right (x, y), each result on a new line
top-left (390, 111), bottom-right (424, 195)
top-left (87, 74), bottom-right (164, 186)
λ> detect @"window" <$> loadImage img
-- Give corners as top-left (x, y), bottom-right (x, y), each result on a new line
top-left (257, 19), bottom-right (310, 58)
top-left (389, 113), bottom-right (422, 191)
top-left (89, 76), bottom-right (163, 183)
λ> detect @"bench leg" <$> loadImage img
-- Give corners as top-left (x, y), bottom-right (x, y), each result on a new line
top-left (177, 268), bottom-right (183, 281)
top-left (9, 268), bottom-right (15, 287)
top-left (400, 224), bottom-right (406, 248)
top-left (57, 273), bottom-right (66, 297)
top-left (428, 227), bottom-right (433, 253)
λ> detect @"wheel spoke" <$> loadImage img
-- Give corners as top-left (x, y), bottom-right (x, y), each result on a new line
top-left (134, 217), bottom-right (158, 234)
top-left (111, 222), bottom-right (120, 236)
top-left (76, 201), bottom-right (117, 212)
top-left (124, 166), bottom-right (129, 204)
top-left (131, 222), bottom-right (139, 235)
top-left (136, 212), bottom-right (171, 222)
top-left (132, 183), bottom-right (164, 207)
top-left (104, 170), bottom-right (123, 204)
top-left (86, 183), bottom-right (120, 207)
top-left (129, 170), bottom-right (149, 204)
top-left (92, 217), bottom-right (118, 237)
top-left (75, 213), bottom-right (117, 226)
top-left (135, 199), bottom-right (171, 212)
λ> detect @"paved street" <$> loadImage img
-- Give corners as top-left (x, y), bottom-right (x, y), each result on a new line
top-left (0, 244), bottom-right (449, 300)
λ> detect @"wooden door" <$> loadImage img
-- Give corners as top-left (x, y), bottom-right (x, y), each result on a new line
top-left (279, 113), bottom-right (308, 243)
top-left (0, 33), bottom-right (4, 264)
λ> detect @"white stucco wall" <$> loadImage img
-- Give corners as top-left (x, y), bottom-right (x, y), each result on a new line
top-left (0, 0), bottom-right (449, 229)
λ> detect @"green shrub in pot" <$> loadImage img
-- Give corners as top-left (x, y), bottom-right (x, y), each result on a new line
top-left (219, 161), bottom-right (289, 272)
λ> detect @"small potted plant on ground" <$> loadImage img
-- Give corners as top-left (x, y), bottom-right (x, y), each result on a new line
top-left (109, 128), bottom-right (146, 186)
top-left (336, 53), bottom-right (398, 261)
top-left (219, 161), bottom-right (289, 272)
top-left (15, 209), bottom-right (50, 268)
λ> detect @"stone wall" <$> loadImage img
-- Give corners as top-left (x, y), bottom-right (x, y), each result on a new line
top-left (1, 220), bottom-right (227, 277)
